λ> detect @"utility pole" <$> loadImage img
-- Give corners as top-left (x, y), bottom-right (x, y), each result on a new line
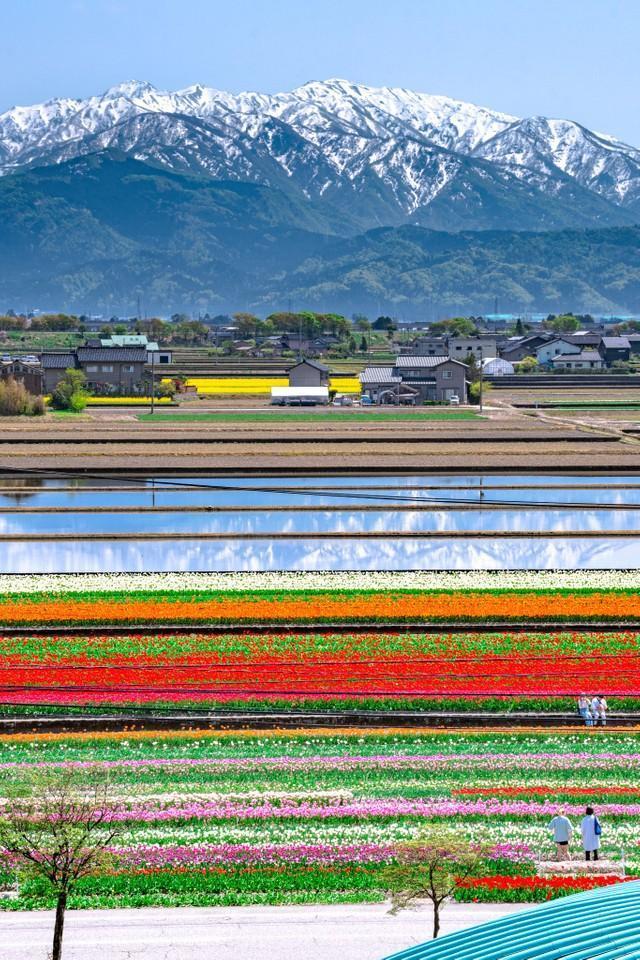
top-left (150, 349), bottom-right (155, 415)
top-left (478, 347), bottom-right (484, 414)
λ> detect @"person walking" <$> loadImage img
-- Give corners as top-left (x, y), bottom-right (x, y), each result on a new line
top-left (581, 806), bottom-right (602, 861)
top-left (577, 694), bottom-right (591, 726)
top-left (590, 696), bottom-right (602, 727)
top-left (548, 812), bottom-right (573, 860)
top-left (596, 696), bottom-right (608, 727)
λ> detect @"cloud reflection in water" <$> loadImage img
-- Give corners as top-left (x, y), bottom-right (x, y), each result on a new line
top-left (1, 537), bottom-right (638, 573)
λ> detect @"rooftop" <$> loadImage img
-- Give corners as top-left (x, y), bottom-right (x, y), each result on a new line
top-left (289, 359), bottom-right (329, 372)
top-left (76, 347), bottom-right (148, 363)
top-left (601, 337), bottom-right (631, 348)
top-left (41, 353), bottom-right (77, 369)
top-left (394, 355), bottom-right (452, 368)
top-left (551, 350), bottom-right (602, 362)
top-left (359, 366), bottom-right (401, 384)
top-left (101, 335), bottom-right (149, 346)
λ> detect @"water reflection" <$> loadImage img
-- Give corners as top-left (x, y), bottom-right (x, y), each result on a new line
top-left (2, 472), bottom-right (640, 573)
top-left (2, 484), bottom-right (640, 510)
top-left (1, 508), bottom-right (640, 535)
top-left (1, 537), bottom-right (638, 573)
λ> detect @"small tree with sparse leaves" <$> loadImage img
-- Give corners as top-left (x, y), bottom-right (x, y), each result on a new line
top-left (0, 773), bottom-right (121, 960)
top-left (382, 828), bottom-right (489, 939)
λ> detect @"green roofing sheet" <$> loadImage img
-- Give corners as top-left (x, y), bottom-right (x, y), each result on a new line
top-left (384, 880), bottom-right (640, 960)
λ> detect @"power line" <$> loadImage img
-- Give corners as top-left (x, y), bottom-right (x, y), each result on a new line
top-left (2, 466), bottom-right (639, 512)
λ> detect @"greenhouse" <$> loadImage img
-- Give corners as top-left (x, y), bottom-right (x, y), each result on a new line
top-left (385, 879), bottom-right (640, 960)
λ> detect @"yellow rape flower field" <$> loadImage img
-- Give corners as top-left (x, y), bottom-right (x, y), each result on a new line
top-left (184, 376), bottom-right (361, 395)
top-left (85, 396), bottom-right (174, 405)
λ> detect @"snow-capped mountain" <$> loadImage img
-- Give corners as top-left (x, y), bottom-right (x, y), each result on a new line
top-left (2, 78), bottom-right (640, 230)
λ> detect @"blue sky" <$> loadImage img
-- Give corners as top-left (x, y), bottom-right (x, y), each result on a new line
top-left (2, 0), bottom-right (640, 144)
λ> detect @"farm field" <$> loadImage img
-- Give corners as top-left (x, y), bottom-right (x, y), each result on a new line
top-left (136, 411), bottom-right (483, 422)
top-left (0, 728), bottom-right (637, 910)
top-left (183, 377), bottom-right (362, 395)
top-left (1, 628), bottom-right (639, 711)
top-left (3, 401), bottom-right (637, 472)
top-left (3, 570), bottom-right (640, 627)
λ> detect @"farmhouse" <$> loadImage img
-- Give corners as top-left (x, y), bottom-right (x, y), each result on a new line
top-left (447, 336), bottom-right (498, 360)
top-left (499, 335), bottom-right (551, 363)
top-left (599, 336), bottom-right (631, 364)
top-left (76, 346), bottom-right (148, 394)
top-left (288, 359), bottom-right (330, 387)
top-left (281, 334), bottom-right (337, 356)
top-left (100, 334), bottom-right (173, 365)
top-left (0, 357), bottom-right (43, 395)
top-left (40, 345), bottom-right (148, 395)
top-left (535, 338), bottom-right (578, 365)
top-left (551, 350), bottom-right (604, 370)
top-left (360, 356), bottom-right (467, 404)
top-left (41, 353), bottom-right (78, 394)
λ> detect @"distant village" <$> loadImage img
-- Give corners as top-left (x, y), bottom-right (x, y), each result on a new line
top-left (2, 309), bottom-right (640, 407)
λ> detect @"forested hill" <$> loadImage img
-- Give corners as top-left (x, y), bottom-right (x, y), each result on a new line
top-left (1, 151), bottom-right (640, 316)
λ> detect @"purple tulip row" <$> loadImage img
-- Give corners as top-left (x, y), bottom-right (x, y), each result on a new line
top-left (2, 752), bottom-right (638, 772)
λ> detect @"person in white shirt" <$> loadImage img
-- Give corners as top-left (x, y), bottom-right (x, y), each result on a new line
top-left (590, 696), bottom-right (602, 726)
top-left (577, 694), bottom-right (591, 726)
top-left (596, 696), bottom-right (608, 727)
top-left (548, 812), bottom-right (573, 860)
top-left (581, 806), bottom-right (601, 861)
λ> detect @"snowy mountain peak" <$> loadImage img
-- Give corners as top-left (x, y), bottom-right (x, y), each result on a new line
top-left (1, 78), bottom-right (639, 227)
top-left (101, 79), bottom-right (159, 100)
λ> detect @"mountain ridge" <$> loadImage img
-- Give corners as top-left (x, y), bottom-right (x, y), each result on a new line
top-left (2, 78), bottom-right (640, 231)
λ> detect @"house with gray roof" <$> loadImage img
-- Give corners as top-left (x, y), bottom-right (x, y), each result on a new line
top-left (599, 337), bottom-right (631, 364)
top-left (76, 346), bottom-right (148, 394)
top-left (100, 334), bottom-right (172, 364)
top-left (360, 356), bottom-right (467, 404)
top-left (535, 337), bottom-right (579, 366)
top-left (41, 353), bottom-right (78, 393)
top-left (551, 350), bottom-right (604, 370)
top-left (40, 345), bottom-right (148, 395)
top-left (288, 359), bottom-right (330, 387)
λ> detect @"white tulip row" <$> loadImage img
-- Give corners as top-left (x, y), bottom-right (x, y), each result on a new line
top-left (2, 569), bottom-right (639, 594)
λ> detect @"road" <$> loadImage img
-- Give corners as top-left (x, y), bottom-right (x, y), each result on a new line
top-left (3, 902), bottom-right (528, 960)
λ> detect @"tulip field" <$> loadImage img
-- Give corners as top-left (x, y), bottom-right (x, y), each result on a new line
top-left (2, 570), bottom-right (640, 627)
top-left (0, 728), bottom-right (638, 909)
top-left (1, 566), bottom-right (639, 910)
top-left (1, 628), bottom-right (640, 710)
top-left (2, 570), bottom-right (640, 711)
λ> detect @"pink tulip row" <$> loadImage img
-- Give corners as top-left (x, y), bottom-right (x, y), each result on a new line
top-left (85, 798), bottom-right (640, 823)
top-left (108, 840), bottom-right (534, 868)
top-left (2, 752), bottom-right (638, 772)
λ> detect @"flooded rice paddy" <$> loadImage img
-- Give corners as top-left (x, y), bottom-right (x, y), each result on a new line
top-left (0, 473), bottom-right (638, 572)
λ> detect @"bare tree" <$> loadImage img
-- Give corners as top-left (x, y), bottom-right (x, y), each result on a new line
top-left (0, 773), bottom-right (121, 960)
top-left (383, 828), bottom-right (489, 939)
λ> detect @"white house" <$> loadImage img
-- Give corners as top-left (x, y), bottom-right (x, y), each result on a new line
top-left (535, 338), bottom-right (577, 365)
